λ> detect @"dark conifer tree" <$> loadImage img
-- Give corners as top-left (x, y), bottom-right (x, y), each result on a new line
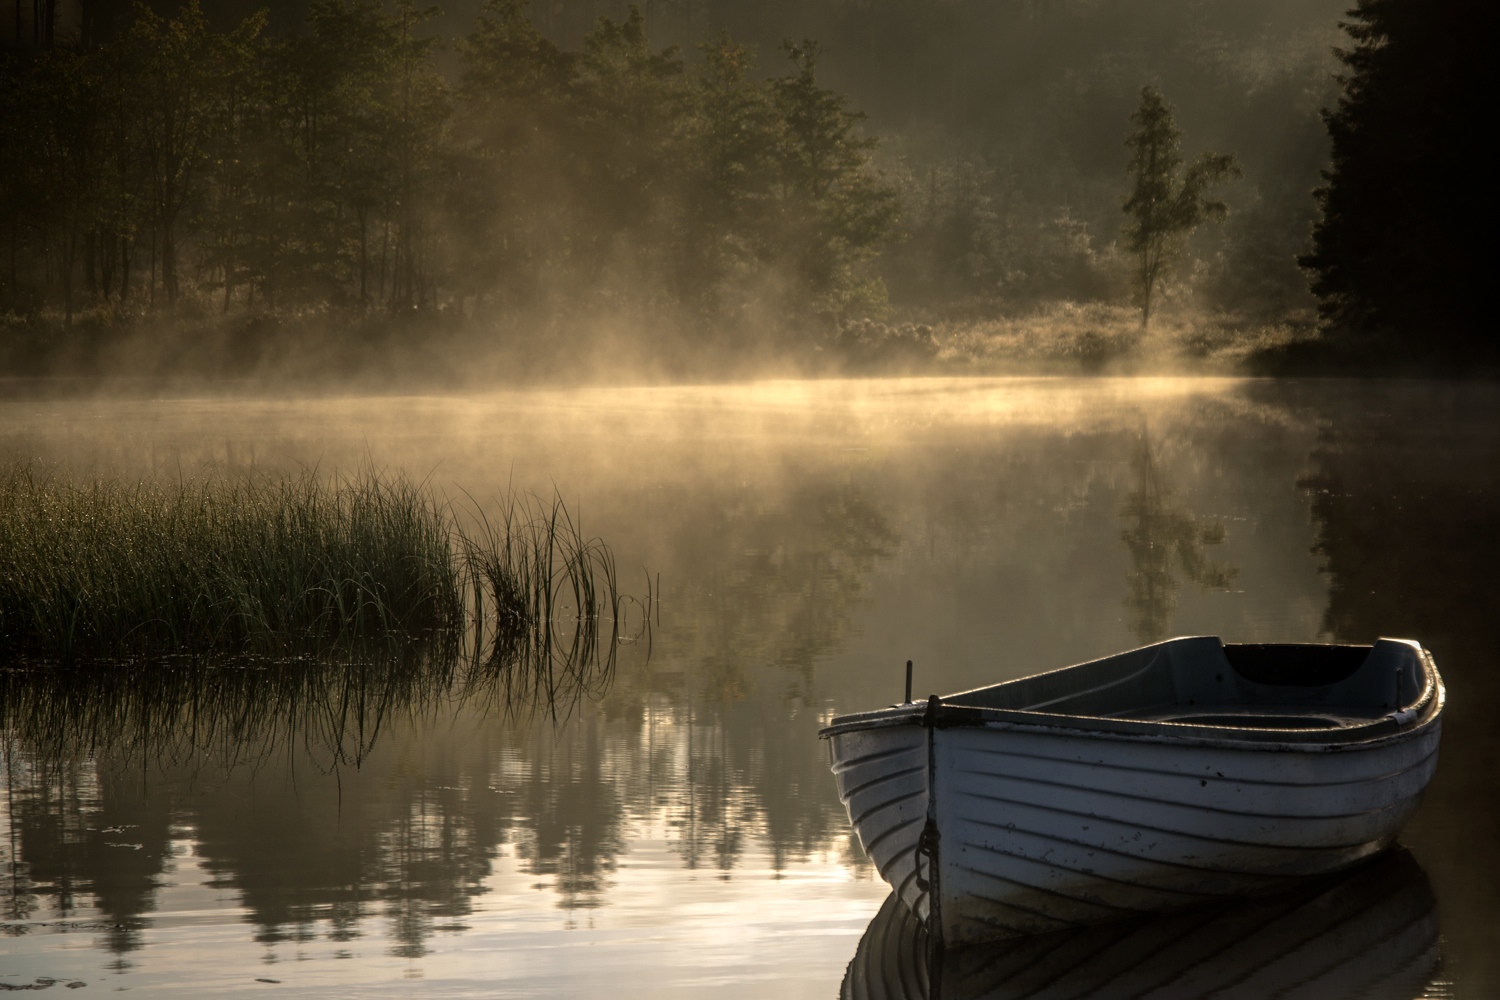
top-left (1301, 0), bottom-right (1492, 357)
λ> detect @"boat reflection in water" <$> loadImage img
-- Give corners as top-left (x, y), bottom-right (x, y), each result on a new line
top-left (842, 848), bottom-right (1439, 1000)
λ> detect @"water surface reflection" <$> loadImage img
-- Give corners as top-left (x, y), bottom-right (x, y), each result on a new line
top-left (1120, 436), bottom-right (1238, 643)
top-left (0, 378), bottom-right (1495, 996)
top-left (843, 850), bottom-right (1439, 1000)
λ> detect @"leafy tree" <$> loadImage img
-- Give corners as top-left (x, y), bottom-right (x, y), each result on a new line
top-left (197, 9), bottom-right (268, 312)
top-left (131, 0), bottom-right (220, 306)
top-left (383, 0), bottom-right (448, 311)
top-left (571, 7), bottom-right (687, 291)
top-left (91, 36), bottom-right (150, 309)
top-left (247, 0), bottom-right (446, 313)
top-left (1, 37), bottom-right (150, 318)
top-left (0, 0), bottom-right (905, 361)
top-left (1300, 0), bottom-right (1490, 357)
top-left (451, 0), bottom-right (575, 308)
top-left (680, 36), bottom-right (777, 316)
top-left (1122, 85), bottom-right (1239, 328)
top-left (34, 48), bottom-right (107, 326)
top-left (674, 36), bottom-right (896, 326)
top-left (768, 40), bottom-right (896, 321)
top-left (0, 53), bottom-right (58, 313)
top-left (265, 0), bottom-right (396, 307)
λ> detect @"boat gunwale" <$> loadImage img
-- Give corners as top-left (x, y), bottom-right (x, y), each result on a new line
top-left (819, 638), bottom-right (1444, 750)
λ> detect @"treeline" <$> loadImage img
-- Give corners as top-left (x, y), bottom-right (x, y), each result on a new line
top-left (0, 0), bottom-right (895, 338)
top-left (755, 0), bottom-right (1344, 323)
top-left (3, 0), bottom-right (1483, 374)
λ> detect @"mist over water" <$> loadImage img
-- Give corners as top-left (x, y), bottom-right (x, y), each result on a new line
top-left (3, 0), bottom-right (1492, 992)
top-left (1, 377), bottom-right (1497, 996)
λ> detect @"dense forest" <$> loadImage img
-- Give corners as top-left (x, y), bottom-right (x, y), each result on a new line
top-left (2, 1), bottom-right (898, 368)
top-left (0, 0), bottom-right (1485, 379)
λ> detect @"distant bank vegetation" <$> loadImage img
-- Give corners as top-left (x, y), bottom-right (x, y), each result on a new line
top-left (0, 465), bottom-right (632, 699)
top-left (0, 0), bottom-right (1486, 377)
top-left (0, 0), bottom-right (896, 371)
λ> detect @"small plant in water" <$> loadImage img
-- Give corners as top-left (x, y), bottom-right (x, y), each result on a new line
top-left (460, 491), bottom-right (633, 719)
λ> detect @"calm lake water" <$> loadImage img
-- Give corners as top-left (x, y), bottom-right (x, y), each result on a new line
top-left (1, 377), bottom-right (1496, 997)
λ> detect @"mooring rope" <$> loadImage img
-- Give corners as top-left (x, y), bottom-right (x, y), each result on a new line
top-left (914, 692), bottom-right (944, 980)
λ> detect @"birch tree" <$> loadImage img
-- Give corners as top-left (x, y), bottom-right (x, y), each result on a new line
top-left (1122, 85), bottom-right (1238, 328)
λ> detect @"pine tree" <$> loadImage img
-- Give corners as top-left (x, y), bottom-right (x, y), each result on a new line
top-left (1122, 85), bottom-right (1239, 328)
top-left (1300, 0), bottom-right (1491, 357)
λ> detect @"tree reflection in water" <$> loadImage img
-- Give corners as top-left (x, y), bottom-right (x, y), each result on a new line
top-left (1119, 435), bottom-right (1237, 643)
top-left (6, 382), bottom-right (1499, 992)
top-left (3, 644), bottom-right (486, 958)
top-left (1292, 382), bottom-right (1500, 992)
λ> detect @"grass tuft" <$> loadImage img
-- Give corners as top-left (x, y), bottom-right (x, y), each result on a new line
top-left (0, 466), bottom-right (466, 661)
top-left (0, 466), bottom-right (637, 678)
top-left (461, 492), bottom-right (631, 720)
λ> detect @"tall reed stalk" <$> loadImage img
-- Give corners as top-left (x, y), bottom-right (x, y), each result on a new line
top-left (460, 492), bottom-right (631, 718)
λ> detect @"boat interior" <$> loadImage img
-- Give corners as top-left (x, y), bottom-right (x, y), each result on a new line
top-left (942, 637), bottom-right (1433, 731)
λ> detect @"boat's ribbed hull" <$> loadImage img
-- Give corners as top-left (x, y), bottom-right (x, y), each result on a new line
top-left (842, 848), bottom-right (1438, 1000)
top-left (831, 726), bottom-right (931, 922)
top-left (828, 718), bottom-right (1441, 944)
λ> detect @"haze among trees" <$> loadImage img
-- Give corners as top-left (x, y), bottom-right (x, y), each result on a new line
top-left (3, 2), bottom-right (893, 345)
top-left (0, 0), bottom-right (1487, 379)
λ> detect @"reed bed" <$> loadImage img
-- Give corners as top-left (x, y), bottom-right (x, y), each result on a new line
top-left (0, 465), bottom-right (466, 660)
top-left (0, 466), bottom-right (636, 685)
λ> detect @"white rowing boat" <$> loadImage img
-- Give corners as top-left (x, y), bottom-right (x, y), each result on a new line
top-left (820, 637), bottom-right (1443, 946)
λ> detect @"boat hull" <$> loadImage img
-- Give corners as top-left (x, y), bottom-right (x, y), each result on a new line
top-left (826, 643), bottom-right (1443, 945)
